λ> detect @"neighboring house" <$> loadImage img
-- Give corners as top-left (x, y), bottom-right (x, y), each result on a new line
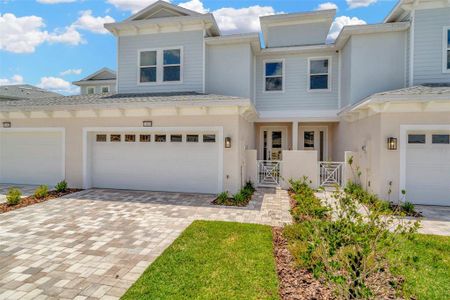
top-left (0, 84), bottom-right (61, 101)
top-left (72, 68), bottom-right (117, 95)
top-left (0, 0), bottom-right (449, 206)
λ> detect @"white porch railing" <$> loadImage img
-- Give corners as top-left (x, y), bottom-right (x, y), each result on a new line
top-left (257, 160), bottom-right (281, 187)
top-left (319, 161), bottom-right (344, 187)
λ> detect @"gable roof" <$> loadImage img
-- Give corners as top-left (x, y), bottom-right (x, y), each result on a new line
top-left (72, 68), bottom-right (116, 86)
top-left (0, 84), bottom-right (61, 101)
top-left (126, 0), bottom-right (202, 22)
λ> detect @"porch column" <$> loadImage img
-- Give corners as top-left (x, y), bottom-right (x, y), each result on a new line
top-left (292, 121), bottom-right (298, 150)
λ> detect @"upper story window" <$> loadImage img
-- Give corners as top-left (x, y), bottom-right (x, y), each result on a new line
top-left (308, 58), bottom-right (330, 91)
top-left (264, 60), bottom-right (283, 92)
top-left (101, 86), bottom-right (110, 93)
top-left (444, 27), bottom-right (450, 73)
top-left (87, 87), bottom-right (95, 94)
top-left (140, 50), bottom-right (157, 83)
top-left (163, 49), bottom-right (181, 82)
top-left (139, 48), bottom-right (182, 84)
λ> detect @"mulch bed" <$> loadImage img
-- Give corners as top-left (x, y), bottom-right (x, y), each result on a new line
top-left (1, 189), bottom-right (82, 214)
top-left (211, 197), bottom-right (251, 207)
top-left (273, 227), bottom-right (334, 300)
top-left (389, 204), bottom-right (423, 218)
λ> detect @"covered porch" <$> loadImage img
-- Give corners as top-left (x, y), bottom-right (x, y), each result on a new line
top-left (245, 121), bottom-right (351, 189)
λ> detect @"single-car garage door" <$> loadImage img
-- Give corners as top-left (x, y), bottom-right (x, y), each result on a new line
top-left (0, 129), bottom-right (65, 185)
top-left (405, 131), bottom-right (450, 206)
top-left (89, 130), bottom-right (221, 194)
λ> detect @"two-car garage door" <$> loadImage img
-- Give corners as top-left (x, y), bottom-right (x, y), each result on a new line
top-left (88, 130), bottom-right (221, 194)
top-left (405, 131), bottom-right (450, 206)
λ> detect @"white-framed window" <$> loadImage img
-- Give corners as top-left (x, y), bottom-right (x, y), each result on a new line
top-left (101, 86), bottom-right (110, 93)
top-left (264, 60), bottom-right (284, 92)
top-left (163, 49), bottom-right (181, 82)
top-left (138, 47), bottom-right (182, 84)
top-left (139, 50), bottom-right (157, 83)
top-left (308, 57), bottom-right (331, 91)
top-left (86, 87), bottom-right (95, 94)
top-left (443, 27), bottom-right (450, 73)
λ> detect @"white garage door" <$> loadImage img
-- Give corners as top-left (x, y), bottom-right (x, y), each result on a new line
top-left (405, 131), bottom-right (450, 206)
top-left (0, 130), bottom-right (65, 185)
top-left (90, 131), bottom-right (221, 194)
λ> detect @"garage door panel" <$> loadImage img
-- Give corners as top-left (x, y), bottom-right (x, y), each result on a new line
top-left (405, 131), bottom-right (450, 206)
top-left (0, 131), bottom-right (64, 185)
top-left (91, 132), bottom-right (220, 194)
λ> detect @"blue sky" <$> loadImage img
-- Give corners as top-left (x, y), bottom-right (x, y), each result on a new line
top-left (0, 0), bottom-right (399, 94)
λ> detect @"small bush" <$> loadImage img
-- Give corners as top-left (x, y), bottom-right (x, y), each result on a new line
top-left (244, 181), bottom-right (255, 193)
top-left (6, 188), bottom-right (21, 206)
top-left (34, 185), bottom-right (49, 199)
top-left (216, 191), bottom-right (229, 204)
top-left (233, 191), bottom-right (247, 203)
top-left (55, 180), bottom-right (68, 193)
top-left (402, 201), bottom-right (415, 214)
top-left (289, 177), bottom-right (329, 222)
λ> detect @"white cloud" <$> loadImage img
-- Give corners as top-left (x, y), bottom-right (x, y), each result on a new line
top-left (106, 0), bottom-right (164, 13)
top-left (213, 5), bottom-right (276, 34)
top-left (316, 2), bottom-right (338, 11)
top-left (327, 15), bottom-right (366, 42)
top-left (0, 13), bottom-right (83, 53)
top-left (346, 0), bottom-right (377, 9)
top-left (179, 0), bottom-right (208, 13)
top-left (37, 76), bottom-right (79, 94)
top-left (37, 0), bottom-right (76, 3)
top-left (60, 68), bottom-right (82, 76)
top-left (0, 75), bottom-right (24, 86)
top-left (72, 10), bottom-right (115, 34)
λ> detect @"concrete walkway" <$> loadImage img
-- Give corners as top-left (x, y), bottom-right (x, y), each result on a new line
top-left (0, 188), bottom-right (291, 299)
top-left (317, 191), bottom-right (450, 236)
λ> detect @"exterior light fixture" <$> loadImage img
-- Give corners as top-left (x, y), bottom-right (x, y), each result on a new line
top-left (2, 121), bottom-right (11, 128)
top-left (387, 137), bottom-right (397, 150)
top-left (142, 121), bottom-right (152, 127)
top-left (225, 137), bottom-right (231, 148)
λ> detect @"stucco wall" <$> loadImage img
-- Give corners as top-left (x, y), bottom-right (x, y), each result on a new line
top-left (1, 115), bottom-right (249, 194)
top-left (335, 112), bottom-right (450, 201)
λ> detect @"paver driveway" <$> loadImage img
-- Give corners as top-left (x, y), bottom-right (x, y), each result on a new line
top-left (0, 188), bottom-right (291, 299)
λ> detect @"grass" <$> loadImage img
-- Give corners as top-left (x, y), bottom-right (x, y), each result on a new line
top-left (388, 233), bottom-right (450, 300)
top-left (122, 220), bottom-right (279, 300)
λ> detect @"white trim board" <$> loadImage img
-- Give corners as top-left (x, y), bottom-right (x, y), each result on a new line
top-left (0, 127), bottom-right (66, 184)
top-left (399, 124), bottom-right (450, 200)
top-left (82, 126), bottom-right (224, 192)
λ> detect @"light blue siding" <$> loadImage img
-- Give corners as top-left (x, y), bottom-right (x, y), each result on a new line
top-left (205, 43), bottom-right (252, 98)
top-left (118, 30), bottom-right (204, 93)
top-left (80, 84), bottom-right (116, 95)
top-left (413, 7), bottom-right (450, 84)
top-left (255, 51), bottom-right (339, 111)
top-left (266, 23), bottom-right (330, 47)
top-left (341, 31), bottom-right (407, 106)
top-left (340, 38), bottom-right (352, 108)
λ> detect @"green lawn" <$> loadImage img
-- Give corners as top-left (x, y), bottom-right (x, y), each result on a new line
top-left (122, 220), bottom-right (279, 300)
top-left (388, 233), bottom-right (450, 300)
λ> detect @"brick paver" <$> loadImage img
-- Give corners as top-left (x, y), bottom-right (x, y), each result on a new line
top-left (0, 187), bottom-right (291, 299)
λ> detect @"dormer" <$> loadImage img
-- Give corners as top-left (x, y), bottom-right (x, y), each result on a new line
top-left (73, 68), bottom-right (116, 95)
top-left (260, 10), bottom-right (335, 48)
top-left (104, 0), bottom-right (220, 37)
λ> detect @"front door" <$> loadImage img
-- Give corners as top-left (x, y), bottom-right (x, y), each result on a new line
top-left (261, 127), bottom-right (287, 160)
top-left (300, 127), bottom-right (328, 161)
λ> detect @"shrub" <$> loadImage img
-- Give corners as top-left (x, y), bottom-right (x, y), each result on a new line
top-left (55, 180), bottom-right (68, 193)
top-left (285, 188), bottom-right (419, 299)
top-left (289, 178), bottom-right (329, 222)
top-left (402, 201), bottom-right (415, 214)
top-left (6, 188), bottom-right (21, 206)
top-left (244, 181), bottom-right (255, 193)
top-left (34, 185), bottom-right (49, 199)
top-left (216, 191), bottom-right (229, 204)
top-left (233, 191), bottom-right (246, 203)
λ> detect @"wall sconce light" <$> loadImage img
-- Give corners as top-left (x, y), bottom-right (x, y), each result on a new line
top-left (225, 137), bottom-right (231, 148)
top-left (2, 121), bottom-right (11, 128)
top-left (142, 120), bottom-right (152, 127)
top-left (387, 137), bottom-right (397, 150)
